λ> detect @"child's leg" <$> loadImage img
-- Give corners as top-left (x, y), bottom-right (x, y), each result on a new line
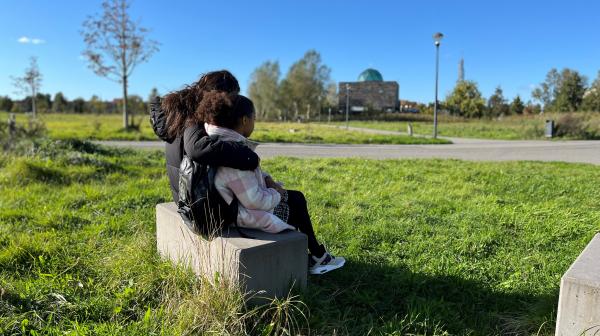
top-left (286, 190), bottom-right (326, 258)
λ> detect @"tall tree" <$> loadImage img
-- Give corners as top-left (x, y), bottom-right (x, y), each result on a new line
top-left (248, 61), bottom-right (281, 120)
top-left (509, 95), bottom-right (525, 115)
top-left (87, 95), bottom-right (105, 114)
top-left (81, 0), bottom-right (159, 129)
top-left (532, 68), bottom-right (560, 110)
top-left (71, 98), bottom-right (86, 113)
top-left (36, 93), bottom-right (52, 112)
top-left (52, 92), bottom-right (68, 113)
top-left (554, 69), bottom-right (587, 112)
top-left (582, 71), bottom-right (600, 112)
top-left (128, 94), bottom-right (147, 124)
top-left (532, 68), bottom-right (587, 112)
top-left (445, 80), bottom-right (486, 118)
top-left (0, 96), bottom-right (14, 112)
top-left (11, 57), bottom-right (42, 118)
top-left (324, 82), bottom-right (338, 110)
top-left (487, 86), bottom-right (509, 117)
top-left (279, 50), bottom-right (331, 121)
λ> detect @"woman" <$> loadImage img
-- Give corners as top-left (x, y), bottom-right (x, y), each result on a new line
top-left (197, 90), bottom-right (345, 275)
top-left (150, 70), bottom-right (260, 203)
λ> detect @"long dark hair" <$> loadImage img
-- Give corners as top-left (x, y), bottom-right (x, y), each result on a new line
top-left (197, 91), bottom-right (255, 130)
top-left (161, 70), bottom-right (240, 138)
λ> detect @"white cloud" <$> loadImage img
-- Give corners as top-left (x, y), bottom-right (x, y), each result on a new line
top-left (17, 36), bottom-right (45, 44)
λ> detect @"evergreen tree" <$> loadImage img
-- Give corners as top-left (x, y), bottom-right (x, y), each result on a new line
top-left (487, 86), bottom-right (509, 117)
top-left (509, 95), bottom-right (525, 115)
top-left (445, 80), bottom-right (486, 118)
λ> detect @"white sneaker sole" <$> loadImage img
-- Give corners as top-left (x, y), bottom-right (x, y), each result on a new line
top-left (309, 257), bottom-right (346, 275)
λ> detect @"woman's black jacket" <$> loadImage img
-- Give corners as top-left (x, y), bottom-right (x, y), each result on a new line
top-left (150, 98), bottom-right (259, 203)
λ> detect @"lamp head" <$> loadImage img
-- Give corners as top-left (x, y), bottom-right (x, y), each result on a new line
top-left (433, 32), bottom-right (444, 46)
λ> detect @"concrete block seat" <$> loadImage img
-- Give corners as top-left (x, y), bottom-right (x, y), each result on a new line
top-left (556, 233), bottom-right (600, 336)
top-left (156, 202), bottom-right (308, 300)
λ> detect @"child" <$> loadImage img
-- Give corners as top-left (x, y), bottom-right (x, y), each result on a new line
top-left (195, 90), bottom-right (345, 275)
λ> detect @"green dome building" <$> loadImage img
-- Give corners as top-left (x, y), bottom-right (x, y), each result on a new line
top-left (358, 68), bottom-right (384, 82)
top-left (339, 69), bottom-right (398, 113)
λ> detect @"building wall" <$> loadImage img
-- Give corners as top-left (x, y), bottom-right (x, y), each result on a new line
top-left (338, 81), bottom-right (399, 112)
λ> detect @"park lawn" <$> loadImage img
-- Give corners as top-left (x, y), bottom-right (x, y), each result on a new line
top-left (333, 115), bottom-right (548, 140)
top-left (0, 112), bottom-right (449, 144)
top-left (1, 139), bottom-right (599, 335)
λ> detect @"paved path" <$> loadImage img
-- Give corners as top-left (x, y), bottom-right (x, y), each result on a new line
top-left (96, 138), bottom-right (600, 165)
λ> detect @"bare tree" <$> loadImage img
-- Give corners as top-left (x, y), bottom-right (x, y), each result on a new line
top-left (81, 0), bottom-right (159, 129)
top-left (12, 57), bottom-right (42, 118)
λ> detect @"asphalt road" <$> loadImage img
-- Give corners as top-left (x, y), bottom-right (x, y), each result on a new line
top-left (96, 138), bottom-right (600, 165)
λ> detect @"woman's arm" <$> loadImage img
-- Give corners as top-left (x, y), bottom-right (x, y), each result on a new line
top-left (183, 125), bottom-right (259, 170)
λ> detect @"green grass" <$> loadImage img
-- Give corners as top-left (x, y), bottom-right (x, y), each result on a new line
top-left (1, 139), bottom-right (599, 335)
top-left (0, 112), bottom-right (449, 144)
top-left (333, 115), bottom-right (546, 140)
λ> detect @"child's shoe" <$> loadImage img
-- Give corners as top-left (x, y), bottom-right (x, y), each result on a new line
top-left (308, 248), bottom-right (345, 275)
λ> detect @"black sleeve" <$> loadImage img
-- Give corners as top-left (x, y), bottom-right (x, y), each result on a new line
top-left (183, 125), bottom-right (259, 170)
top-left (149, 96), bottom-right (173, 142)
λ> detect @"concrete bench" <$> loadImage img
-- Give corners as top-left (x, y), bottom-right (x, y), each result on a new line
top-left (556, 233), bottom-right (600, 336)
top-left (155, 202), bottom-right (307, 301)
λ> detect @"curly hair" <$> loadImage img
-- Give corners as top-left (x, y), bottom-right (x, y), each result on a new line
top-left (197, 91), bottom-right (255, 130)
top-left (161, 70), bottom-right (240, 138)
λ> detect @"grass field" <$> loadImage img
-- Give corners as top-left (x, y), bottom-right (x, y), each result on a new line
top-left (1, 139), bottom-right (599, 335)
top-left (334, 113), bottom-right (600, 140)
top-left (334, 116), bottom-right (544, 140)
top-left (0, 112), bottom-right (449, 144)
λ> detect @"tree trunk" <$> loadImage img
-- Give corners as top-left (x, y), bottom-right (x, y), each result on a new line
top-left (32, 86), bottom-right (37, 119)
top-left (122, 75), bottom-right (128, 129)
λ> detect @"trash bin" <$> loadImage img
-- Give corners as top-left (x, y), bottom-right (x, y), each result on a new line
top-left (545, 120), bottom-right (555, 138)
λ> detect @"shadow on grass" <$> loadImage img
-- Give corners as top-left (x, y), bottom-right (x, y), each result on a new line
top-left (304, 259), bottom-right (557, 335)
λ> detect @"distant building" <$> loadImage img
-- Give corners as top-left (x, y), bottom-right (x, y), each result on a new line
top-left (339, 68), bottom-right (399, 113)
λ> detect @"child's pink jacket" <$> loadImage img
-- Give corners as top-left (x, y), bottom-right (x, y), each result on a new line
top-left (205, 124), bottom-right (295, 233)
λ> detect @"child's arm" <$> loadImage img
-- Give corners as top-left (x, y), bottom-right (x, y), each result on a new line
top-left (226, 170), bottom-right (281, 211)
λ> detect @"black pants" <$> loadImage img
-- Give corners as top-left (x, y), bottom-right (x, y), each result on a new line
top-left (286, 190), bottom-right (326, 258)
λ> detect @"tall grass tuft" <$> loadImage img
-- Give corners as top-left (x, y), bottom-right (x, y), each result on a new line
top-left (158, 205), bottom-right (310, 336)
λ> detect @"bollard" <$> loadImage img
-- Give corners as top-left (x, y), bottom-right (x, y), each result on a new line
top-left (545, 120), bottom-right (555, 138)
top-left (407, 123), bottom-right (413, 136)
top-left (7, 113), bottom-right (16, 149)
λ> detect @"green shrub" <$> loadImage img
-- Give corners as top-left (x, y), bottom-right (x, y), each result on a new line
top-left (555, 113), bottom-right (600, 139)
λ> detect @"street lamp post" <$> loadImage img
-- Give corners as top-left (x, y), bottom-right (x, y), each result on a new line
top-left (345, 83), bottom-right (350, 129)
top-left (433, 32), bottom-right (443, 139)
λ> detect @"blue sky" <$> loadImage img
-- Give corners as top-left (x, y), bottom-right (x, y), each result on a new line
top-left (2, 0), bottom-right (599, 103)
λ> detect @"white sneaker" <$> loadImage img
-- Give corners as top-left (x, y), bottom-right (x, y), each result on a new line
top-left (309, 251), bottom-right (345, 275)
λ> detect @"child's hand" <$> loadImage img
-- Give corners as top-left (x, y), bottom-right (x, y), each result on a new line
top-left (265, 176), bottom-right (285, 195)
top-left (265, 175), bottom-right (275, 188)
